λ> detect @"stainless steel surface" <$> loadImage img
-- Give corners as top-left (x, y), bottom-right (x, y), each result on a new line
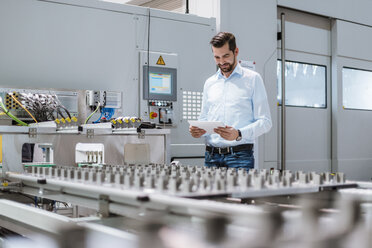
top-left (0, 126), bottom-right (170, 173)
top-left (0, 199), bottom-right (137, 247)
top-left (0, 199), bottom-right (72, 235)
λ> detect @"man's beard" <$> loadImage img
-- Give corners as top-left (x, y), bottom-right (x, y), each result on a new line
top-left (218, 56), bottom-right (236, 73)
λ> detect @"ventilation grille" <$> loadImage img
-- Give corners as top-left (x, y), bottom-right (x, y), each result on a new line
top-left (182, 90), bottom-right (202, 120)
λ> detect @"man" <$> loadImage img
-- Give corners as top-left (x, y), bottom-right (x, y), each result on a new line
top-left (189, 32), bottom-right (272, 170)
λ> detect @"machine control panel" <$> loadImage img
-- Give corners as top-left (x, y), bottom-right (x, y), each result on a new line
top-left (148, 101), bottom-right (174, 124)
top-left (148, 100), bottom-right (172, 107)
top-left (140, 51), bottom-right (178, 126)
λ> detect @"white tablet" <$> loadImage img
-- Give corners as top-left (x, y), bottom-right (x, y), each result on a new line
top-left (188, 120), bottom-right (225, 134)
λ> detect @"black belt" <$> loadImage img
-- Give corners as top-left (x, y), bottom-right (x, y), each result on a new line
top-left (206, 144), bottom-right (253, 155)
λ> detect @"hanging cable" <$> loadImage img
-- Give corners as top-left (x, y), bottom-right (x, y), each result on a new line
top-left (0, 97), bottom-right (28, 126)
top-left (59, 105), bottom-right (71, 119)
top-left (54, 95), bottom-right (71, 119)
top-left (9, 93), bottom-right (38, 123)
top-left (56, 108), bottom-right (65, 119)
top-left (147, 8), bottom-right (151, 119)
top-left (84, 102), bottom-right (100, 124)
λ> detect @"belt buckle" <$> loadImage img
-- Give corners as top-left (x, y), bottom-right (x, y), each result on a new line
top-left (218, 147), bottom-right (230, 154)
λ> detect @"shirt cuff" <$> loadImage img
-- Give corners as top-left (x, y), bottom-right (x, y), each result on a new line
top-left (239, 126), bottom-right (252, 140)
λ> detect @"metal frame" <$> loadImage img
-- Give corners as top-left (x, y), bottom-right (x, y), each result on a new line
top-left (280, 12), bottom-right (286, 171)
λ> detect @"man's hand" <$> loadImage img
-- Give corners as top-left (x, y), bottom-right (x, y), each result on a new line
top-left (189, 126), bottom-right (206, 138)
top-left (214, 126), bottom-right (239, 141)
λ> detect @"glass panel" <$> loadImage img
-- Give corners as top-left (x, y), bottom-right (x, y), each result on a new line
top-left (343, 67), bottom-right (372, 110)
top-left (277, 61), bottom-right (326, 108)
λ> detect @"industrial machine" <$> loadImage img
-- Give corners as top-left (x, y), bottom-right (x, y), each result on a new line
top-left (1, 112), bottom-right (370, 247)
top-left (0, 87), bottom-right (371, 247)
top-left (2, 1), bottom-right (372, 248)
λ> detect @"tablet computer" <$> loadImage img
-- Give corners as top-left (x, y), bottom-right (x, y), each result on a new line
top-left (188, 120), bottom-right (225, 134)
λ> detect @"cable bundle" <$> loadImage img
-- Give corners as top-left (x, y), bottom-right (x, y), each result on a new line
top-left (0, 96), bottom-right (28, 126)
top-left (18, 93), bottom-right (71, 122)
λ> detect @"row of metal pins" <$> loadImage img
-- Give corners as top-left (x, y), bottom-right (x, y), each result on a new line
top-left (28, 165), bottom-right (346, 194)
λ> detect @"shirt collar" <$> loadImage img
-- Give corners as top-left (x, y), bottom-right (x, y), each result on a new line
top-left (217, 63), bottom-right (243, 79)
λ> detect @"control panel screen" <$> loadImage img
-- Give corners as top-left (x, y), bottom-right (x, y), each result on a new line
top-left (143, 66), bottom-right (177, 101)
top-left (149, 73), bottom-right (172, 95)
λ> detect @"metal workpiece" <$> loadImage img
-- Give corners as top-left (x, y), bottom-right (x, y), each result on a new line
top-left (5, 174), bottom-right (266, 224)
top-left (13, 164), bottom-right (353, 203)
top-left (4, 162), bottom-right (368, 248)
top-left (2, 165), bottom-right (372, 248)
top-left (6, 172), bottom-right (147, 207)
top-left (9, 164), bottom-right (330, 198)
top-left (22, 165), bottom-right (353, 198)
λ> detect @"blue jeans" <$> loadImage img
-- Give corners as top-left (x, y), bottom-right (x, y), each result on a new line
top-left (204, 149), bottom-right (254, 170)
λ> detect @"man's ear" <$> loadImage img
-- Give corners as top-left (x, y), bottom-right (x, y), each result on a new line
top-left (235, 47), bottom-right (239, 56)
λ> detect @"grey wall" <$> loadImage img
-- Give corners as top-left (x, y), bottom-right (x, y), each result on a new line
top-left (0, 0), bottom-right (139, 93)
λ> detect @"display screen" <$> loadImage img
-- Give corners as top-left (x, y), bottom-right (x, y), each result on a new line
top-left (149, 73), bottom-right (172, 95)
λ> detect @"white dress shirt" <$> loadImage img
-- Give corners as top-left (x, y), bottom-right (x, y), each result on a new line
top-left (199, 63), bottom-right (272, 147)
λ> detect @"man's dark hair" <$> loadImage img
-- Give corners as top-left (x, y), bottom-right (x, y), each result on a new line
top-left (210, 32), bottom-right (236, 52)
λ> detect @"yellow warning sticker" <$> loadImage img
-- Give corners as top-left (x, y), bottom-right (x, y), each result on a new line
top-left (156, 56), bottom-right (166, 66)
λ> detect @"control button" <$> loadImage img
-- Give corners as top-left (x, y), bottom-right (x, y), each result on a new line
top-left (150, 112), bottom-right (158, 119)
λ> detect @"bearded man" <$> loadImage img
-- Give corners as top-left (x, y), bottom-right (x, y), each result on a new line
top-left (189, 32), bottom-right (272, 170)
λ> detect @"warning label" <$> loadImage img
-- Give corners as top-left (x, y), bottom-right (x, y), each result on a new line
top-left (156, 56), bottom-right (166, 66)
